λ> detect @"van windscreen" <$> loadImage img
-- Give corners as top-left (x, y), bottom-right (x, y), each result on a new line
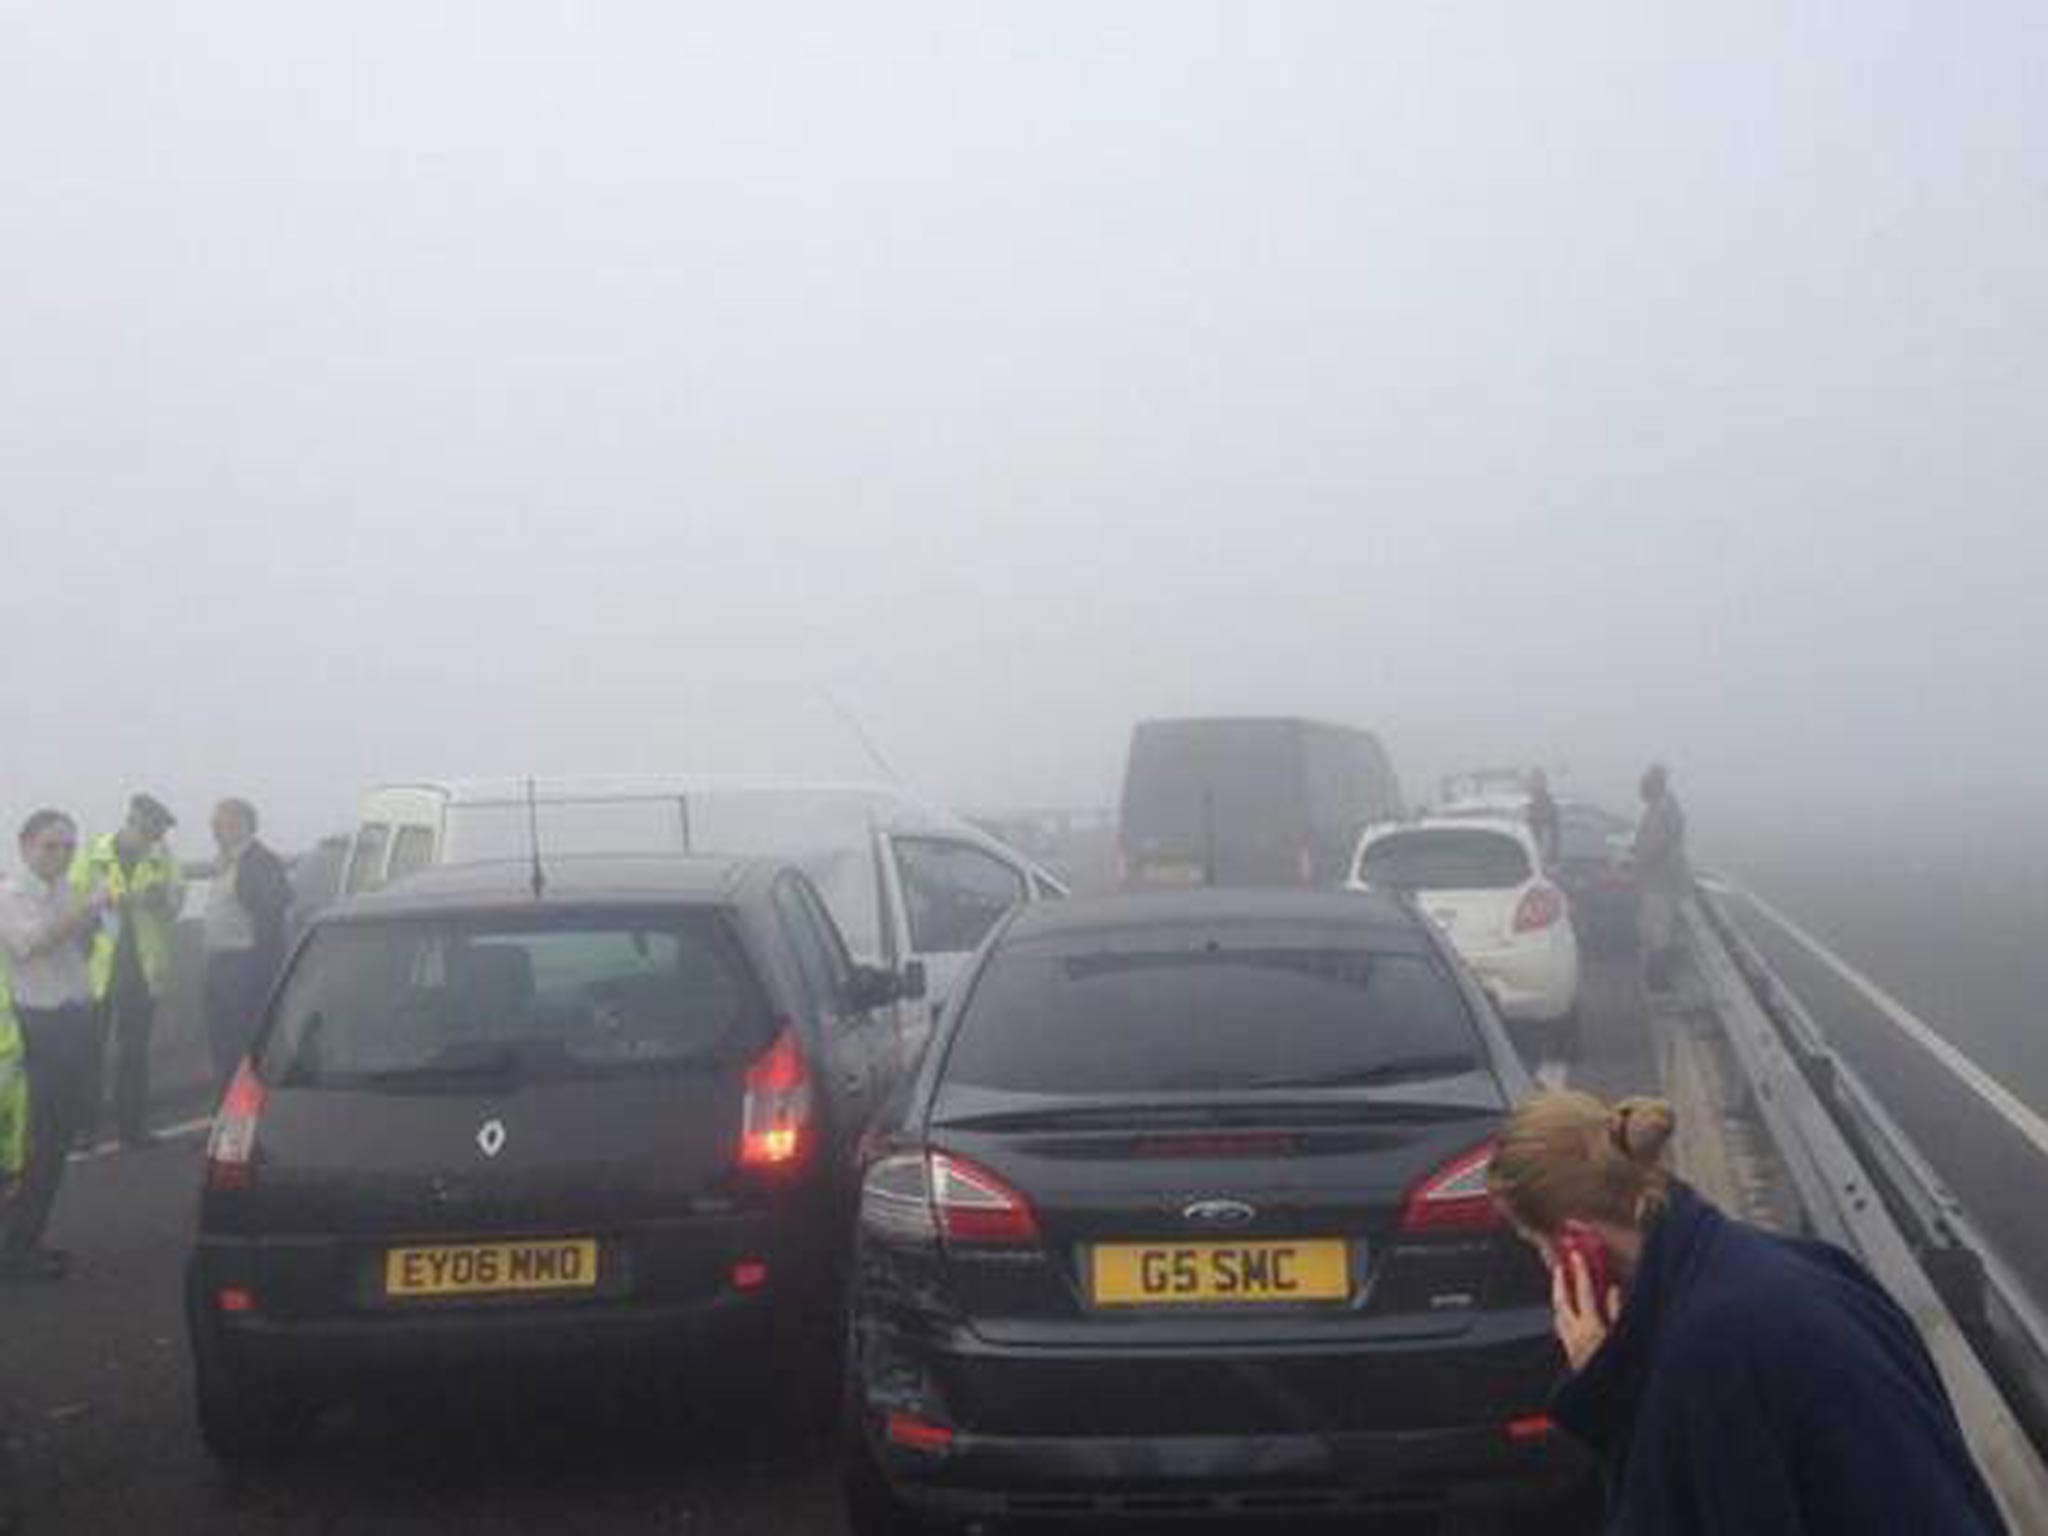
top-left (259, 911), bottom-right (766, 1087)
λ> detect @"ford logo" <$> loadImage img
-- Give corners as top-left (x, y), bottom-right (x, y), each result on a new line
top-left (1181, 1198), bottom-right (1257, 1227)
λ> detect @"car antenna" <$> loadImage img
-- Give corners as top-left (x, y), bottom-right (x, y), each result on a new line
top-left (820, 687), bottom-right (903, 785)
top-left (526, 776), bottom-right (547, 900)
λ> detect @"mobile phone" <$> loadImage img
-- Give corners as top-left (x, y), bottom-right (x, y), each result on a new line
top-left (1555, 1221), bottom-right (1616, 1324)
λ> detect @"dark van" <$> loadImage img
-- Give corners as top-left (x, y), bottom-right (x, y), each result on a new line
top-left (1119, 717), bottom-right (1402, 889)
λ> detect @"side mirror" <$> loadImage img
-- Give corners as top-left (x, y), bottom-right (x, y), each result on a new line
top-left (897, 960), bottom-right (929, 1003)
top-left (846, 964), bottom-right (900, 1012)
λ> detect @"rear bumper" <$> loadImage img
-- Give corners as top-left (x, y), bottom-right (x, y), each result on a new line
top-left (198, 1286), bottom-right (773, 1384)
top-left (186, 1218), bottom-right (821, 1388)
top-left (873, 1424), bottom-right (1587, 1521)
top-left (852, 1310), bottom-right (1585, 1517)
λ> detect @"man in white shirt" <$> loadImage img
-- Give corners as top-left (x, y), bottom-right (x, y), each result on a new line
top-left (0, 810), bottom-right (111, 1280)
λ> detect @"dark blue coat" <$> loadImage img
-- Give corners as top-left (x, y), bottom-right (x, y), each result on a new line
top-left (1551, 1184), bottom-right (2009, 1535)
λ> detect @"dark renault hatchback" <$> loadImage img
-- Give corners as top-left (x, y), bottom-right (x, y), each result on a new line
top-left (187, 855), bottom-right (906, 1459)
top-left (842, 890), bottom-right (1586, 1531)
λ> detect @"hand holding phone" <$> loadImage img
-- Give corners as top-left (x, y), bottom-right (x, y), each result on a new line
top-left (1550, 1221), bottom-right (1622, 1371)
top-left (1557, 1222), bottom-right (1616, 1324)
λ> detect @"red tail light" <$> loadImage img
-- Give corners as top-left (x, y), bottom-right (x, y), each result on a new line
top-left (930, 1151), bottom-right (1039, 1246)
top-left (1400, 1143), bottom-right (1501, 1233)
top-left (1513, 885), bottom-right (1566, 933)
top-left (1506, 1413), bottom-right (1555, 1443)
top-left (740, 1027), bottom-right (813, 1169)
top-left (885, 1411), bottom-right (956, 1454)
top-left (205, 1060), bottom-right (266, 1192)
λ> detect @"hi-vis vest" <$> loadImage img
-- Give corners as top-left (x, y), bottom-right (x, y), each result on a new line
top-left (0, 967), bottom-right (27, 1184)
top-left (72, 834), bottom-right (182, 1000)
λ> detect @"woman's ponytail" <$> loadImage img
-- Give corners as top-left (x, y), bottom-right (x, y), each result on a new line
top-left (1488, 1089), bottom-right (1677, 1235)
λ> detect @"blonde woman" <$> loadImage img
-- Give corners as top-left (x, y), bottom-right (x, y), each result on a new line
top-left (1488, 1090), bottom-right (2006, 1534)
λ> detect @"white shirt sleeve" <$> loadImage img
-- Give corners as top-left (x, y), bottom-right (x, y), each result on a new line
top-left (0, 887), bottom-right (49, 963)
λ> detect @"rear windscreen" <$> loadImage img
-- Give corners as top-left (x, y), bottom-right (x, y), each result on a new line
top-left (942, 944), bottom-right (1480, 1095)
top-left (1357, 829), bottom-right (1531, 891)
top-left (260, 911), bottom-right (765, 1087)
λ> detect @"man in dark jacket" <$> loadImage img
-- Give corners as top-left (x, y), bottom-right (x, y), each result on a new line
top-left (201, 799), bottom-right (292, 1085)
top-left (1551, 1183), bottom-right (2008, 1534)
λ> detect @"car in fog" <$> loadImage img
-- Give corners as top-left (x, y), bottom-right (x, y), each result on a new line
top-left (841, 889), bottom-right (1584, 1532)
top-left (1118, 716), bottom-right (1403, 889)
top-left (286, 832), bottom-right (352, 944)
top-left (340, 777), bottom-right (1066, 1049)
top-left (1349, 818), bottom-right (1581, 1057)
top-left (186, 855), bottom-right (906, 1460)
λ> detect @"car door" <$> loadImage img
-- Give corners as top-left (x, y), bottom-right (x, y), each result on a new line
top-left (883, 835), bottom-right (1031, 1025)
top-left (771, 874), bottom-right (882, 1157)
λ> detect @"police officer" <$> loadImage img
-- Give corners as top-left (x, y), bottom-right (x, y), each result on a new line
top-left (73, 794), bottom-right (184, 1149)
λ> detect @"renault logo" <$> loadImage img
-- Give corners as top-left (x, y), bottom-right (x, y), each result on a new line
top-left (477, 1119), bottom-right (507, 1159)
top-left (1182, 1198), bottom-right (1257, 1227)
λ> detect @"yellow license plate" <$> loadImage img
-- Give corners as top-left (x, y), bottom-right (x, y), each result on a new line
top-left (384, 1239), bottom-right (600, 1299)
top-left (1139, 861), bottom-right (1208, 888)
top-left (1090, 1240), bottom-right (1350, 1307)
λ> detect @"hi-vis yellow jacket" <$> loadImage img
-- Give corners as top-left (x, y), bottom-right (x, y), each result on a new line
top-left (72, 834), bottom-right (184, 1000)
top-left (0, 967), bottom-right (27, 1186)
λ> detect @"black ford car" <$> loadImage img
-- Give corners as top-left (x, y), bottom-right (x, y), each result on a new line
top-left (842, 889), bottom-right (1588, 1530)
top-left (186, 855), bottom-right (907, 1459)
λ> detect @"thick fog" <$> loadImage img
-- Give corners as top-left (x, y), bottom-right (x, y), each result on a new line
top-left (3, 2), bottom-right (2044, 851)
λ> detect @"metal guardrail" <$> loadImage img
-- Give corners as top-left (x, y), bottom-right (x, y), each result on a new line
top-left (1687, 887), bottom-right (2048, 1528)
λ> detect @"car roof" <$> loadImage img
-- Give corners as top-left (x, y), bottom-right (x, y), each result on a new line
top-left (1367, 815), bottom-right (1536, 842)
top-left (330, 854), bottom-right (770, 918)
top-left (1001, 888), bottom-right (1426, 948)
top-left (358, 774), bottom-right (1048, 857)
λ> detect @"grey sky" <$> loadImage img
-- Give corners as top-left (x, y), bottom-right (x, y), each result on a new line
top-left (3, 2), bottom-right (2044, 850)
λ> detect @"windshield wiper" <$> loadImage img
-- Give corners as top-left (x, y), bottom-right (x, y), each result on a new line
top-left (1242, 1053), bottom-right (1481, 1092)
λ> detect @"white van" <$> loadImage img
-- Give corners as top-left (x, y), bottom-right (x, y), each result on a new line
top-left (345, 776), bottom-right (1066, 1045)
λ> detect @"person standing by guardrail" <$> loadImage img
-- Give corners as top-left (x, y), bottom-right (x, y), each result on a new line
top-left (0, 810), bottom-right (112, 1282)
top-left (1488, 1090), bottom-right (2009, 1534)
top-left (71, 793), bottom-right (183, 1149)
top-left (201, 799), bottom-right (291, 1088)
top-left (1633, 764), bottom-right (1688, 994)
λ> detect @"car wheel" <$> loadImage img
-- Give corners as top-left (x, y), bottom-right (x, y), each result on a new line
top-left (190, 1324), bottom-right (315, 1464)
top-left (186, 1280), bottom-right (314, 1464)
top-left (838, 1373), bottom-right (961, 1536)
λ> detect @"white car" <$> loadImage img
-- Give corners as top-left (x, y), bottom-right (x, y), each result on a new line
top-left (1347, 817), bottom-right (1580, 1041)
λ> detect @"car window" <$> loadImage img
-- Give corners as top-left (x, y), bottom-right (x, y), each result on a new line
top-left (1357, 828), bottom-right (1532, 891)
top-left (773, 877), bottom-right (844, 1020)
top-left (343, 825), bottom-right (390, 895)
top-left (260, 910), bottom-right (765, 1086)
top-left (893, 837), bottom-right (1026, 954)
top-left (386, 826), bottom-right (437, 883)
top-left (943, 944), bottom-right (1480, 1096)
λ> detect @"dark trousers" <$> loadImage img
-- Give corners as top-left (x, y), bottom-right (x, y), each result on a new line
top-left (97, 987), bottom-right (158, 1144)
top-left (204, 951), bottom-right (266, 1087)
top-left (5, 1005), bottom-right (94, 1255)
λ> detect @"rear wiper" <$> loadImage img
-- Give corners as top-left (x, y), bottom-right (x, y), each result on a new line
top-left (1243, 1053), bottom-right (1481, 1092)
